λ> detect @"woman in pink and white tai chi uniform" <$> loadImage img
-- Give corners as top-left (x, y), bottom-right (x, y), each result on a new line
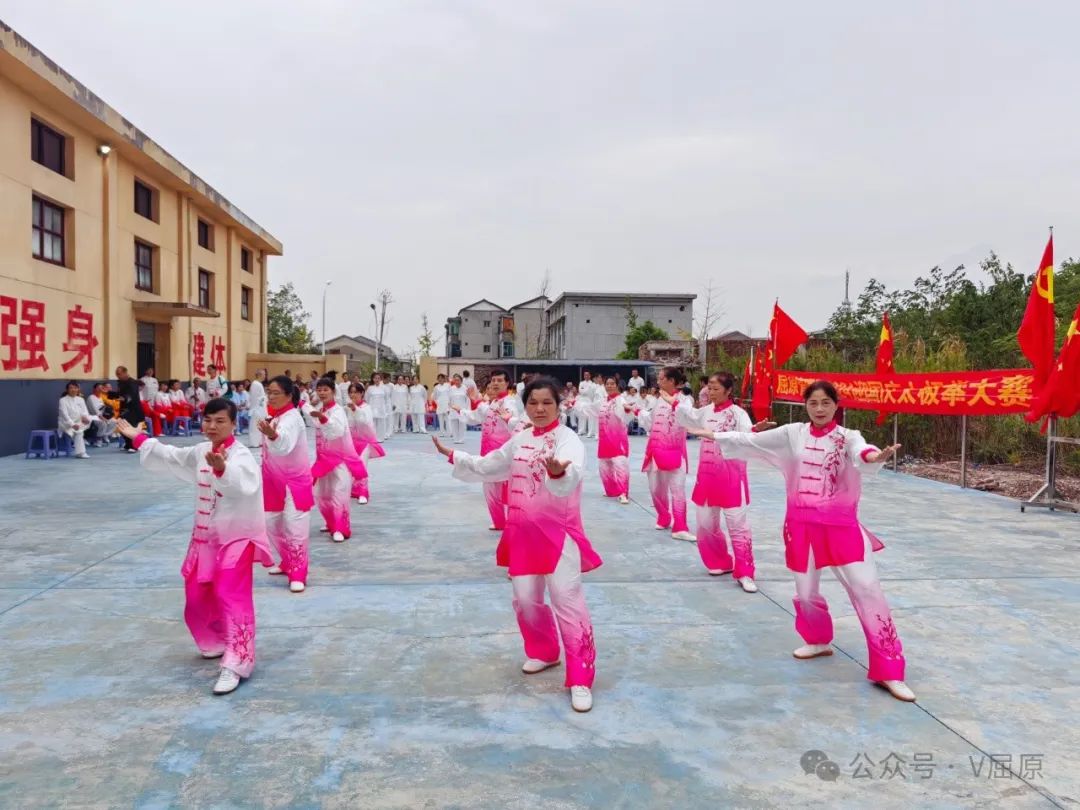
top-left (307, 377), bottom-right (367, 544)
top-left (675, 371), bottom-right (774, 592)
top-left (463, 369), bottom-right (525, 532)
top-left (346, 382), bottom-right (385, 505)
top-left (257, 376), bottom-right (315, 594)
top-left (597, 376), bottom-right (635, 504)
top-left (433, 376), bottom-right (602, 713)
top-left (689, 379), bottom-right (915, 702)
top-left (116, 399), bottom-right (273, 695)
top-left (636, 366), bottom-right (696, 542)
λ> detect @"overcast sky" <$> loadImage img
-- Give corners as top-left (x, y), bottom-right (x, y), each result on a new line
top-left (8, 2), bottom-right (1079, 353)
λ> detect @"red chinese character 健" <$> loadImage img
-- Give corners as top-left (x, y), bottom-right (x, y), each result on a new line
top-left (192, 332), bottom-right (207, 377)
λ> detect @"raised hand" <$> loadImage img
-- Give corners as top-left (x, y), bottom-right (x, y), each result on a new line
top-left (204, 450), bottom-right (226, 474)
top-left (687, 427), bottom-right (714, 440)
top-left (865, 443), bottom-right (902, 464)
top-left (431, 435), bottom-right (452, 458)
top-left (752, 420), bottom-right (778, 432)
top-left (257, 419), bottom-right (278, 440)
top-left (115, 419), bottom-right (141, 440)
top-left (544, 455), bottom-right (572, 477)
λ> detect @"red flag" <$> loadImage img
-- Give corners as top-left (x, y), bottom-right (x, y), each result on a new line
top-left (1017, 234), bottom-right (1055, 386)
top-left (740, 351), bottom-right (752, 402)
top-left (770, 302), bottom-right (809, 367)
top-left (751, 344), bottom-right (772, 422)
top-left (874, 312), bottom-right (895, 426)
top-left (1026, 301), bottom-right (1080, 421)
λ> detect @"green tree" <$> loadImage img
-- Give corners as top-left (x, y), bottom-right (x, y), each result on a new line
top-left (417, 313), bottom-right (435, 357)
top-left (617, 320), bottom-right (669, 360)
top-left (267, 283), bottom-right (317, 354)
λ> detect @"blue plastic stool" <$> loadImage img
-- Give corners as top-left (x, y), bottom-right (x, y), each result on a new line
top-left (56, 432), bottom-right (74, 456)
top-left (26, 430), bottom-right (58, 459)
top-left (172, 416), bottom-right (192, 436)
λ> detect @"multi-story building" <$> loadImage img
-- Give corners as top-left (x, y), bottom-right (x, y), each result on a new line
top-left (545, 292), bottom-right (696, 360)
top-left (0, 22), bottom-right (282, 455)
top-left (508, 295), bottom-right (551, 359)
top-left (444, 299), bottom-right (513, 359)
top-left (322, 334), bottom-right (398, 372)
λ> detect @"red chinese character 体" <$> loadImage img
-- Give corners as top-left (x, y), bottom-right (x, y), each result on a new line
top-left (209, 336), bottom-right (227, 373)
top-left (60, 305), bottom-right (99, 373)
top-left (0, 296), bottom-right (16, 371)
top-left (192, 332), bottom-right (207, 377)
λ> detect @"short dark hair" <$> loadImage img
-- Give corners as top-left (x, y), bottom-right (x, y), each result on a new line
top-left (660, 366), bottom-right (686, 385)
top-left (208, 364), bottom-right (217, 371)
top-left (348, 382), bottom-right (366, 396)
top-left (489, 368), bottom-right (509, 383)
top-left (204, 397), bottom-right (237, 422)
top-left (803, 380), bottom-right (840, 403)
top-left (709, 371), bottom-right (736, 391)
top-left (316, 376), bottom-right (335, 390)
top-left (522, 375), bottom-right (562, 405)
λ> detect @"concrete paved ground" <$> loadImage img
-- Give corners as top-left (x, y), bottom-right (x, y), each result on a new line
top-left (0, 427), bottom-right (1077, 809)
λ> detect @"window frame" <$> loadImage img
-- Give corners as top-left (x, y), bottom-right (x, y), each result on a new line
top-left (241, 285), bottom-right (252, 321)
top-left (32, 195), bottom-right (66, 267)
top-left (197, 219), bottom-right (214, 251)
top-left (134, 239), bottom-right (155, 292)
top-left (31, 118), bottom-right (66, 176)
top-left (134, 179), bottom-right (156, 221)
top-left (198, 269), bottom-right (212, 309)
top-left (241, 247), bottom-right (252, 273)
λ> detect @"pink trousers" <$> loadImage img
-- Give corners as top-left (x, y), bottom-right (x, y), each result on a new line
top-left (184, 543), bottom-right (257, 677)
top-left (647, 469), bottom-right (690, 533)
top-left (350, 446), bottom-right (372, 501)
top-left (266, 491), bottom-right (310, 584)
top-left (316, 465), bottom-right (352, 538)
top-left (599, 456), bottom-right (630, 497)
top-left (695, 504), bottom-right (754, 578)
top-left (792, 532), bottom-right (906, 681)
top-left (512, 540), bottom-right (596, 688)
top-left (484, 481), bottom-right (507, 530)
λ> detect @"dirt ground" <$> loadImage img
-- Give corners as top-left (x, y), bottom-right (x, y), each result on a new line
top-left (899, 458), bottom-right (1080, 505)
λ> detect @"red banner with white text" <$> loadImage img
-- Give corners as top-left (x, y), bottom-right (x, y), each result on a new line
top-left (773, 369), bottom-right (1037, 416)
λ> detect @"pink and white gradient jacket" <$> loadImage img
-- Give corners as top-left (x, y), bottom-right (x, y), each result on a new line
top-left (449, 421), bottom-right (603, 576)
top-left (465, 391), bottom-right (526, 456)
top-left (676, 399), bottom-right (754, 509)
top-left (346, 402), bottom-right (386, 460)
top-left (306, 401), bottom-right (368, 482)
top-left (261, 405), bottom-right (315, 512)
top-left (638, 392), bottom-right (694, 472)
top-left (712, 421), bottom-right (887, 572)
top-left (134, 434), bottom-right (273, 582)
top-left (597, 392), bottom-right (634, 459)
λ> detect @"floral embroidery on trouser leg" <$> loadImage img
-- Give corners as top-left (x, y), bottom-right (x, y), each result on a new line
top-left (512, 575), bottom-right (561, 665)
top-left (724, 505), bottom-right (755, 579)
top-left (316, 466), bottom-right (352, 537)
top-left (832, 536), bottom-right (906, 681)
top-left (216, 544), bottom-right (257, 678)
top-left (598, 457), bottom-right (630, 497)
top-left (695, 505), bottom-right (734, 572)
top-left (267, 495), bottom-right (310, 583)
top-left (547, 540), bottom-right (596, 688)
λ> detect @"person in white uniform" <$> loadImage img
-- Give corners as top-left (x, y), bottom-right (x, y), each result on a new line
top-left (58, 381), bottom-right (93, 458)
top-left (408, 380), bottom-right (429, 433)
top-left (391, 375), bottom-right (409, 433)
top-left (433, 374), bottom-right (451, 435)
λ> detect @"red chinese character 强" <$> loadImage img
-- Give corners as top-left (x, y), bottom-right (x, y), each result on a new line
top-left (192, 332), bottom-right (207, 377)
top-left (61, 305), bottom-right (99, 373)
top-left (0, 296), bottom-right (16, 371)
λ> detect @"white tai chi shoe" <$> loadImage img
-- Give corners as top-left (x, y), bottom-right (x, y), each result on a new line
top-left (212, 667), bottom-right (241, 695)
top-left (332, 531), bottom-right (345, 543)
top-left (267, 565), bottom-right (284, 575)
top-left (618, 495), bottom-right (629, 504)
top-left (708, 568), bottom-right (734, 577)
top-left (522, 658), bottom-right (561, 674)
top-left (655, 523), bottom-right (671, 531)
top-left (76, 453), bottom-right (90, 459)
top-left (289, 581), bottom-right (306, 593)
top-left (569, 686), bottom-right (593, 713)
top-left (356, 496), bottom-right (368, 505)
top-left (793, 644), bottom-right (833, 660)
top-left (671, 531), bottom-right (697, 542)
top-left (737, 577), bottom-right (758, 593)
top-left (200, 650), bottom-right (224, 660)
top-left (877, 680), bottom-right (917, 702)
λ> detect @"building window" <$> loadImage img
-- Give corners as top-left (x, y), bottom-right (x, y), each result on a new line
top-left (502, 342), bottom-right (514, 357)
top-left (482, 344), bottom-right (491, 354)
top-left (134, 180), bottom-right (157, 220)
top-left (241, 247), bottom-right (252, 272)
top-left (197, 219), bottom-right (214, 250)
top-left (135, 240), bottom-right (155, 291)
top-left (483, 320), bottom-right (491, 327)
top-left (32, 196), bottom-right (65, 266)
top-left (198, 269), bottom-right (212, 308)
top-left (31, 119), bottom-right (66, 176)
top-left (241, 286), bottom-right (252, 321)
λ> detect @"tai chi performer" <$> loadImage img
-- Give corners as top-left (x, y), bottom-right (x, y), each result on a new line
top-left (408, 379), bottom-right (429, 433)
top-left (689, 380), bottom-right (914, 702)
top-left (116, 400), bottom-right (273, 694)
top-left (447, 374), bottom-right (471, 444)
top-left (366, 372), bottom-right (393, 441)
top-left (307, 377), bottom-right (367, 543)
top-left (464, 369), bottom-right (524, 531)
top-left (432, 376), bottom-right (601, 713)
top-left (637, 366), bottom-right (696, 542)
top-left (675, 371), bottom-right (773, 591)
top-left (391, 375), bottom-right (409, 434)
top-left (433, 374), bottom-right (451, 435)
top-left (257, 376), bottom-right (314, 593)
top-left (347, 382), bottom-right (385, 504)
top-left (597, 376), bottom-right (634, 504)
top-left (248, 370), bottom-right (268, 449)
top-left (576, 371), bottom-right (600, 439)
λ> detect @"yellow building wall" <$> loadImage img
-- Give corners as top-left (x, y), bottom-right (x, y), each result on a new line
top-left (0, 69), bottom-right (270, 384)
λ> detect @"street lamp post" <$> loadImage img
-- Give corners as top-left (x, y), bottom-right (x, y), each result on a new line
top-left (321, 281), bottom-right (332, 357)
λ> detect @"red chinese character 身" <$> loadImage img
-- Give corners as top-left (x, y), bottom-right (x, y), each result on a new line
top-left (192, 332), bottom-right (207, 377)
top-left (209, 336), bottom-right (227, 373)
top-left (18, 300), bottom-right (49, 372)
top-left (61, 305), bottom-right (99, 373)
top-left (0, 296), bottom-right (16, 371)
